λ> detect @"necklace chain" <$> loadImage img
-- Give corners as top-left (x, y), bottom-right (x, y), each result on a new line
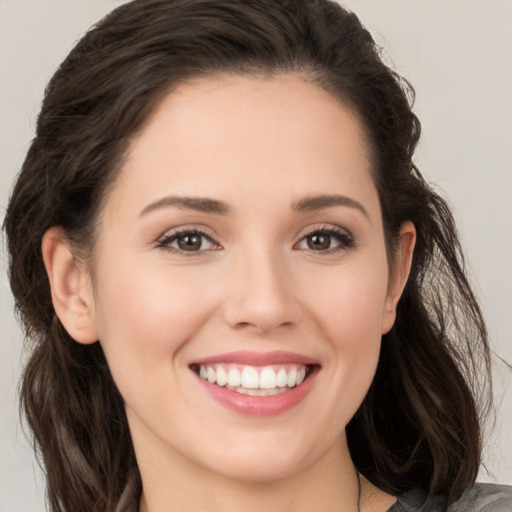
top-left (356, 471), bottom-right (362, 512)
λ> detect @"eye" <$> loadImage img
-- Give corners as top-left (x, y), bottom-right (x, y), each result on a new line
top-left (157, 229), bottom-right (220, 254)
top-left (295, 228), bottom-right (354, 253)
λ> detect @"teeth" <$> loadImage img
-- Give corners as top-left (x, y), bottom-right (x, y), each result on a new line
top-left (241, 366), bottom-right (259, 389)
top-left (259, 367), bottom-right (276, 389)
top-left (227, 368), bottom-right (241, 387)
top-left (287, 368), bottom-right (297, 388)
top-left (216, 366), bottom-right (228, 387)
top-left (207, 366), bottom-right (216, 384)
top-left (196, 363), bottom-right (311, 394)
top-left (276, 368), bottom-right (288, 387)
top-left (226, 385), bottom-right (289, 397)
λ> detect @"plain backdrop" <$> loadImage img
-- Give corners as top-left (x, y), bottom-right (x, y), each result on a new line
top-left (1, 1), bottom-right (511, 511)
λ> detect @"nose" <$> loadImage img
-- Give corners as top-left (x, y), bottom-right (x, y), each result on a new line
top-left (222, 248), bottom-right (302, 335)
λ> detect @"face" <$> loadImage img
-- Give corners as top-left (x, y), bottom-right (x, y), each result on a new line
top-left (82, 75), bottom-right (410, 482)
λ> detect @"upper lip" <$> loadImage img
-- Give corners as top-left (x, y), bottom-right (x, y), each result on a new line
top-left (189, 350), bottom-right (319, 367)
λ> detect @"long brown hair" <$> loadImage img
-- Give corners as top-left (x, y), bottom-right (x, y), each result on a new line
top-left (3, 1), bottom-right (491, 510)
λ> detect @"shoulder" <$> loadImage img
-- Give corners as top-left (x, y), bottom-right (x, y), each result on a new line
top-left (447, 483), bottom-right (512, 512)
top-left (391, 483), bottom-right (512, 512)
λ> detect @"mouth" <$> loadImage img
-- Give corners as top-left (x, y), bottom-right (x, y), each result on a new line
top-left (189, 351), bottom-right (320, 416)
top-left (190, 362), bottom-right (316, 397)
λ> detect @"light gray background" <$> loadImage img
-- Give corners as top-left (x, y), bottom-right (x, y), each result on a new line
top-left (1, 1), bottom-right (511, 511)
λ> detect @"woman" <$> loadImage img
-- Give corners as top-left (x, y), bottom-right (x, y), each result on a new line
top-left (3, 0), bottom-right (511, 511)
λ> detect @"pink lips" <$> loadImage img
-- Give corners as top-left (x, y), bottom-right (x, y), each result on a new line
top-left (190, 351), bottom-right (320, 417)
top-left (190, 350), bottom-right (319, 367)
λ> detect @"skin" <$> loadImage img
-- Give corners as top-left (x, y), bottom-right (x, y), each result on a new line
top-left (43, 75), bottom-right (415, 512)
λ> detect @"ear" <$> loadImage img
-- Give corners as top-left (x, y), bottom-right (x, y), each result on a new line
top-left (381, 221), bottom-right (416, 334)
top-left (41, 227), bottom-right (98, 344)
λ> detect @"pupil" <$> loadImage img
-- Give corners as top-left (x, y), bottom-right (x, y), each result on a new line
top-left (178, 234), bottom-right (202, 251)
top-left (308, 233), bottom-right (330, 250)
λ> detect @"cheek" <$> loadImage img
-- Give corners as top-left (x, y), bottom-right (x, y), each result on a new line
top-left (310, 259), bottom-right (389, 344)
top-left (91, 262), bottom-right (219, 389)
top-left (305, 260), bottom-right (388, 411)
top-left (323, 284), bottom-right (384, 383)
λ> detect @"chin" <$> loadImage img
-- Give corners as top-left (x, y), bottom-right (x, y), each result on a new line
top-left (206, 453), bottom-right (311, 484)
top-left (188, 427), bottom-right (332, 484)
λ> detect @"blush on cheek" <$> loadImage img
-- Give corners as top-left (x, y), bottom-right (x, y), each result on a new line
top-left (99, 268), bottom-right (211, 346)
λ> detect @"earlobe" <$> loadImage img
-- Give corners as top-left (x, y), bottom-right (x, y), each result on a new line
top-left (381, 221), bottom-right (416, 334)
top-left (41, 227), bottom-right (98, 344)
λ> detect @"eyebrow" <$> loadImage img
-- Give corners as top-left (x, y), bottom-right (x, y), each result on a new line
top-left (139, 193), bottom-right (369, 220)
top-left (293, 194), bottom-right (370, 220)
top-left (140, 196), bottom-right (230, 216)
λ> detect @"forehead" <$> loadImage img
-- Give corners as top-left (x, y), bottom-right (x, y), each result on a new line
top-left (104, 74), bottom-right (377, 221)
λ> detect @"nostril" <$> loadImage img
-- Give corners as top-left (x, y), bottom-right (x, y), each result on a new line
top-left (232, 319), bottom-right (296, 335)
top-left (234, 322), bottom-right (252, 329)
top-left (222, 283), bottom-right (303, 334)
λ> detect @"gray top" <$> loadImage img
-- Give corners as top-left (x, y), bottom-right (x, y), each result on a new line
top-left (389, 483), bottom-right (512, 511)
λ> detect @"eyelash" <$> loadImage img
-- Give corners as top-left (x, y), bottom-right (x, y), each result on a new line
top-left (156, 227), bottom-right (220, 255)
top-left (156, 225), bottom-right (355, 255)
top-left (294, 226), bottom-right (355, 254)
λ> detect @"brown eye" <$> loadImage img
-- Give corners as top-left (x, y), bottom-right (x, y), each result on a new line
top-left (177, 234), bottom-right (203, 251)
top-left (295, 228), bottom-right (355, 253)
top-left (306, 233), bottom-right (332, 251)
top-left (158, 229), bottom-right (218, 253)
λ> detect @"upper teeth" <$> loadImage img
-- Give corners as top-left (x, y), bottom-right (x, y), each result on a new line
top-left (198, 364), bottom-right (307, 390)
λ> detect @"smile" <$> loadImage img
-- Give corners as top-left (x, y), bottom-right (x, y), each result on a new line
top-left (190, 351), bottom-right (320, 416)
top-left (193, 363), bottom-right (309, 396)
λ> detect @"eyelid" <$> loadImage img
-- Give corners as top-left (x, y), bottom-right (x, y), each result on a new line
top-left (154, 223), bottom-right (354, 254)
top-left (155, 225), bottom-right (222, 254)
top-left (294, 224), bottom-right (355, 252)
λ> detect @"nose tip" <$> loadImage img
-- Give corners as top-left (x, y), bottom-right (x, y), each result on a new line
top-left (222, 256), bottom-right (302, 335)
top-left (226, 301), bottom-right (298, 335)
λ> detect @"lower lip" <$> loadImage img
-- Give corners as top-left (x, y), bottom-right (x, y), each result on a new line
top-left (194, 367), bottom-right (319, 417)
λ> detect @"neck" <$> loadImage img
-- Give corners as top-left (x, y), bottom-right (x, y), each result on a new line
top-left (136, 434), bottom-right (361, 512)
